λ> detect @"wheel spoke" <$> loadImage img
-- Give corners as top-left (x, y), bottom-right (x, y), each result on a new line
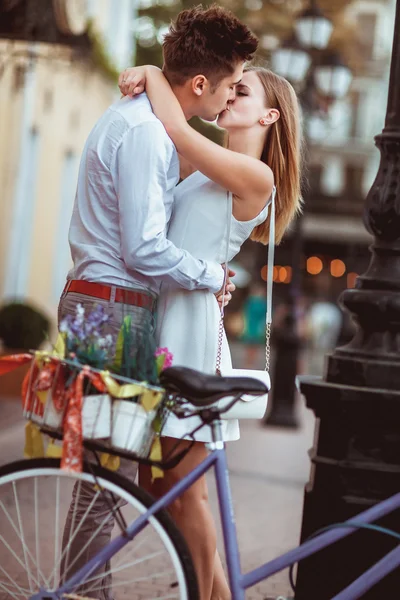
top-left (86, 566), bottom-right (175, 594)
top-left (0, 463), bottom-right (194, 599)
top-left (52, 486), bottom-right (102, 584)
top-left (34, 477), bottom-right (40, 586)
top-left (0, 562), bottom-right (31, 596)
top-left (0, 499), bottom-right (49, 588)
top-left (110, 529), bottom-right (150, 570)
top-left (84, 550), bottom-right (166, 590)
top-left (13, 481), bottom-right (35, 592)
top-left (0, 581), bottom-right (22, 600)
top-left (0, 534), bottom-right (43, 590)
top-left (53, 475), bottom-right (61, 590)
top-left (64, 506), bottom-right (123, 585)
top-left (59, 479), bottom-right (82, 585)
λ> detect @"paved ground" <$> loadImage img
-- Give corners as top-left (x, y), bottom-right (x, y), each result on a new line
top-left (0, 343), bottom-right (316, 599)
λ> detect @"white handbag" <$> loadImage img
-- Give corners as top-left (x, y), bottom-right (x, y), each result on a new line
top-left (216, 189), bottom-right (276, 420)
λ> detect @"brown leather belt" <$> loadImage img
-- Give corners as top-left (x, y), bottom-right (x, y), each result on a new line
top-left (63, 280), bottom-right (156, 312)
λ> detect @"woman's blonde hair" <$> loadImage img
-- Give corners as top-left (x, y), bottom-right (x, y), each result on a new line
top-left (245, 66), bottom-right (303, 245)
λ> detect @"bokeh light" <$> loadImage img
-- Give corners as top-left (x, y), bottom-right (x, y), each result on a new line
top-left (330, 259), bottom-right (346, 277)
top-left (306, 256), bottom-right (323, 275)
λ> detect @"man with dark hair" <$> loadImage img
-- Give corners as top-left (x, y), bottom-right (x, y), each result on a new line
top-left (59, 6), bottom-right (257, 597)
top-left (163, 4), bottom-right (258, 93)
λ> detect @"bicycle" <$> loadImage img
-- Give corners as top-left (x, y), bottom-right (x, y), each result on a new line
top-left (1, 363), bottom-right (400, 600)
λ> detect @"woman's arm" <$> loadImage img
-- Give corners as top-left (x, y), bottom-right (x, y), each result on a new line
top-left (119, 66), bottom-right (273, 217)
top-left (178, 154), bottom-right (196, 181)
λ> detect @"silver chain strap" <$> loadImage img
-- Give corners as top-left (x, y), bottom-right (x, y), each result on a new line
top-left (215, 189), bottom-right (275, 376)
top-left (265, 321), bottom-right (271, 372)
top-left (216, 315), bottom-right (224, 375)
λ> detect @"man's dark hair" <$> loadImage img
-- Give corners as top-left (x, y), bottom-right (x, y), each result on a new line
top-left (163, 4), bottom-right (258, 87)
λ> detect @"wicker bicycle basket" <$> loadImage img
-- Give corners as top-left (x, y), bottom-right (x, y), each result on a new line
top-left (23, 355), bottom-right (168, 460)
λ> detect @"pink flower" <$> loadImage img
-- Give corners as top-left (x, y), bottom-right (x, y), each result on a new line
top-left (155, 347), bottom-right (174, 371)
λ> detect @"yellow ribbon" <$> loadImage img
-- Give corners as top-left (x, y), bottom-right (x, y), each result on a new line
top-left (100, 453), bottom-right (121, 471)
top-left (100, 371), bottom-right (144, 398)
top-left (24, 421), bottom-right (44, 459)
top-left (53, 333), bottom-right (66, 358)
top-left (149, 437), bottom-right (164, 480)
top-left (36, 390), bottom-right (48, 405)
top-left (46, 439), bottom-right (63, 458)
top-left (100, 371), bottom-right (163, 412)
top-left (33, 333), bottom-right (66, 367)
top-left (100, 371), bottom-right (165, 478)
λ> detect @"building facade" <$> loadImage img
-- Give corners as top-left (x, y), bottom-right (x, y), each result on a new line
top-left (0, 0), bottom-right (137, 329)
top-left (243, 0), bottom-right (396, 323)
top-left (300, 0), bottom-right (396, 294)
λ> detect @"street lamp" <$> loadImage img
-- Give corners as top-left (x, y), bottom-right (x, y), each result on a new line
top-left (270, 36), bottom-right (311, 87)
top-left (264, 1), bottom-right (352, 429)
top-left (314, 51), bottom-right (353, 99)
top-left (295, 0), bottom-right (333, 50)
top-left (295, 1), bottom-right (400, 596)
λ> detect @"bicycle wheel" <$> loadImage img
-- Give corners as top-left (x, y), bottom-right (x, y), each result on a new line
top-left (0, 458), bottom-right (199, 600)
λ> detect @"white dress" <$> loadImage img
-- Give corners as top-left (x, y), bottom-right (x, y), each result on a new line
top-left (156, 171), bottom-right (271, 442)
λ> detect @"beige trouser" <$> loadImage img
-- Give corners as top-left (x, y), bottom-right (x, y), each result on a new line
top-left (58, 287), bottom-right (157, 599)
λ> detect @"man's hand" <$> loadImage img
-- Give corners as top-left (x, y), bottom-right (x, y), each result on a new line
top-left (216, 267), bottom-right (236, 309)
top-left (118, 67), bottom-right (147, 97)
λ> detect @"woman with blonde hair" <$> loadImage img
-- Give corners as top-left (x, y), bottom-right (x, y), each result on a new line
top-left (119, 64), bottom-right (302, 599)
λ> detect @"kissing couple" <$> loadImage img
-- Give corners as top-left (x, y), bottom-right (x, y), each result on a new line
top-left (59, 5), bottom-right (302, 599)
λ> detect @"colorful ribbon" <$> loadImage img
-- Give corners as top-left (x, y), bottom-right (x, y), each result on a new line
top-left (100, 371), bottom-right (163, 412)
top-left (0, 346), bottom-right (165, 476)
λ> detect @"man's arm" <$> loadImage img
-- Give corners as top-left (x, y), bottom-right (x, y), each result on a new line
top-left (111, 121), bottom-right (224, 293)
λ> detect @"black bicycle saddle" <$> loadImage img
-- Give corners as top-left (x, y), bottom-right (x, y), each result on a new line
top-left (160, 366), bottom-right (268, 407)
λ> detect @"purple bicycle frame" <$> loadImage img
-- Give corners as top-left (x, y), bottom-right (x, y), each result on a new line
top-left (41, 424), bottom-right (400, 600)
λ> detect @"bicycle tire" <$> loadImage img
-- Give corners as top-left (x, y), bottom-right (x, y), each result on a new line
top-left (0, 457), bottom-right (199, 600)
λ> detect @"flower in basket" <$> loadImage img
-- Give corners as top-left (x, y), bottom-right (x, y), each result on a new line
top-left (155, 347), bottom-right (173, 375)
top-left (59, 304), bottom-right (114, 370)
top-left (112, 315), bottom-right (165, 385)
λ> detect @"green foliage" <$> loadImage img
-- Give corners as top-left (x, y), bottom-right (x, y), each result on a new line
top-left (0, 303), bottom-right (50, 350)
top-left (112, 316), bottom-right (127, 373)
top-left (112, 315), bottom-right (159, 384)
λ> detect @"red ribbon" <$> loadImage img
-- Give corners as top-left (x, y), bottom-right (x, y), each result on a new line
top-left (0, 353), bottom-right (109, 474)
top-left (20, 358), bottom-right (68, 418)
top-left (61, 367), bottom-right (106, 473)
top-left (0, 353), bottom-right (32, 376)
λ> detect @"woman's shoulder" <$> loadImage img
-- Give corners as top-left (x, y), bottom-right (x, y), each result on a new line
top-left (232, 186), bottom-right (274, 227)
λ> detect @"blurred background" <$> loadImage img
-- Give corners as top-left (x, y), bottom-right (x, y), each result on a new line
top-left (0, 0), bottom-right (396, 404)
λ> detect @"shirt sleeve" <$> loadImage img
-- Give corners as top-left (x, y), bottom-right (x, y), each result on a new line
top-left (111, 121), bottom-right (224, 293)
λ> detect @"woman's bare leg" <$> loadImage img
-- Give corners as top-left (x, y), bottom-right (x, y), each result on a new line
top-left (211, 551), bottom-right (231, 600)
top-left (139, 438), bottom-right (219, 600)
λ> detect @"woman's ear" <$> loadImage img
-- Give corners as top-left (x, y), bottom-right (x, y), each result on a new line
top-left (191, 74), bottom-right (207, 96)
top-left (261, 108), bottom-right (280, 125)
top-left (265, 108), bottom-right (281, 125)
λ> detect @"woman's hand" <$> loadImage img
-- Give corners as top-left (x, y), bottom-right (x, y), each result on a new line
top-left (118, 66), bottom-right (147, 97)
top-left (215, 268), bottom-right (236, 309)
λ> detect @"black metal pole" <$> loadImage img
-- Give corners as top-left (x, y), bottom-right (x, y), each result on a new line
top-left (264, 213), bottom-right (303, 428)
top-left (295, 2), bottom-right (400, 598)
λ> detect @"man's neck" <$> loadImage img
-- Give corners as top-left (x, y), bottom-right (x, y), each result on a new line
top-left (169, 83), bottom-right (194, 121)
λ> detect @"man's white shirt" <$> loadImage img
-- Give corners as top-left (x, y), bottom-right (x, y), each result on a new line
top-left (68, 94), bottom-right (224, 295)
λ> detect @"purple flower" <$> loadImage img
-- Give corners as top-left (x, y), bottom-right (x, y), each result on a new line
top-left (59, 304), bottom-right (114, 365)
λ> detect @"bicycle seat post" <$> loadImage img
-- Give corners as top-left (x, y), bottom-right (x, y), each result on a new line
top-left (208, 419), bottom-right (225, 450)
